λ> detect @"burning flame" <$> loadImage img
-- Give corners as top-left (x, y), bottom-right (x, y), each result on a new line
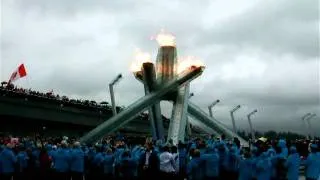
top-left (177, 56), bottom-right (204, 74)
top-left (130, 49), bottom-right (152, 72)
top-left (153, 29), bottom-right (176, 47)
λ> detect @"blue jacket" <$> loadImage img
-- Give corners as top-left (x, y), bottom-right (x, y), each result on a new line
top-left (286, 151), bottom-right (300, 180)
top-left (93, 152), bottom-right (104, 168)
top-left (70, 147), bottom-right (84, 172)
top-left (238, 158), bottom-right (253, 180)
top-left (305, 152), bottom-right (320, 179)
top-left (17, 151), bottom-right (28, 172)
top-left (119, 157), bottom-right (138, 178)
top-left (0, 148), bottom-right (17, 173)
top-left (52, 148), bottom-right (70, 172)
top-left (202, 152), bottom-right (219, 177)
top-left (256, 153), bottom-right (272, 180)
top-left (187, 157), bottom-right (205, 180)
top-left (103, 154), bottom-right (114, 174)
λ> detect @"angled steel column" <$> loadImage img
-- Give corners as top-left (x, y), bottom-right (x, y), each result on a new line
top-left (80, 66), bottom-right (204, 144)
top-left (188, 116), bottom-right (219, 136)
top-left (230, 105), bottom-right (241, 134)
top-left (168, 83), bottom-right (190, 144)
top-left (141, 62), bottom-right (164, 141)
top-left (188, 102), bottom-right (249, 146)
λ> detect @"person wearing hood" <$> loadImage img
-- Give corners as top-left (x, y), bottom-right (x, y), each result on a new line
top-left (277, 139), bottom-right (288, 158)
top-left (0, 143), bottom-right (17, 180)
top-left (103, 148), bottom-right (114, 179)
top-left (238, 150), bottom-right (253, 180)
top-left (51, 141), bottom-right (71, 180)
top-left (202, 147), bottom-right (219, 180)
top-left (119, 150), bottom-right (138, 180)
top-left (16, 145), bottom-right (28, 180)
top-left (256, 151), bottom-right (272, 180)
top-left (305, 144), bottom-right (320, 180)
top-left (70, 142), bottom-right (85, 180)
top-left (285, 146), bottom-right (300, 180)
top-left (186, 149), bottom-right (204, 180)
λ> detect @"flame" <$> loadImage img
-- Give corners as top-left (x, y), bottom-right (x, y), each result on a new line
top-left (177, 56), bottom-right (204, 74)
top-left (153, 29), bottom-right (176, 47)
top-left (130, 49), bottom-right (152, 72)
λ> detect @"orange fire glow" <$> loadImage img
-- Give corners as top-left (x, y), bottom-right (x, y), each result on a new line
top-left (153, 29), bottom-right (176, 47)
top-left (130, 49), bottom-right (152, 72)
top-left (177, 56), bottom-right (205, 74)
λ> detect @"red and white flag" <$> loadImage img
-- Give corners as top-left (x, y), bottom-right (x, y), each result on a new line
top-left (8, 64), bottom-right (27, 84)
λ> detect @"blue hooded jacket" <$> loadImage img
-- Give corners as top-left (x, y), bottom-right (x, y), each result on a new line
top-left (187, 157), bottom-right (205, 180)
top-left (17, 151), bottom-right (28, 172)
top-left (0, 147), bottom-right (17, 173)
top-left (256, 152), bottom-right (272, 180)
top-left (103, 154), bottom-right (114, 174)
top-left (70, 147), bottom-right (85, 173)
top-left (202, 149), bottom-right (219, 177)
top-left (52, 148), bottom-right (70, 172)
top-left (286, 146), bottom-right (300, 180)
top-left (305, 144), bottom-right (320, 179)
top-left (238, 157), bottom-right (253, 180)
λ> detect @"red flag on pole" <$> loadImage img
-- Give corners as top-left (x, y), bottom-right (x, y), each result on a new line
top-left (8, 64), bottom-right (27, 84)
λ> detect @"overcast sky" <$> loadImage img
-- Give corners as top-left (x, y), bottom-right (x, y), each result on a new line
top-left (1, 0), bottom-right (319, 135)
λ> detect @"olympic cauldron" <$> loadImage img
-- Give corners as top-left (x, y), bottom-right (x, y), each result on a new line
top-left (80, 31), bottom-right (248, 146)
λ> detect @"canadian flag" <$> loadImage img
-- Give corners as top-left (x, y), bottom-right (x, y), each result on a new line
top-left (8, 64), bottom-right (27, 84)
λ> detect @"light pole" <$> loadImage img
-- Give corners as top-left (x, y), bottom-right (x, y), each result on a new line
top-left (186, 93), bottom-right (194, 136)
top-left (247, 109), bottom-right (258, 142)
top-left (109, 74), bottom-right (123, 116)
top-left (305, 113), bottom-right (316, 139)
top-left (230, 105), bottom-right (241, 134)
top-left (302, 113), bottom-right (312, 139)
top-left (208, 99), bottom-right (220, 118)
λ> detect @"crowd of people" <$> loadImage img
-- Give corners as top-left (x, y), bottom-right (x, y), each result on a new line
top-left (0, 134), bottom-right (320, 180)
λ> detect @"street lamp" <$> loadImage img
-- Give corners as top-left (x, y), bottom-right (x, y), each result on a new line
top-left (186, 92), bottom-right (194, 136)
top-left (109, 74), bottom-right (123, 116)
top-left (247, 109), bottom-right (258, 141)
top-left (208, 99), bottom-right (220, 118)
top-left (304, 113), bottom-right (316, 139)
top-left (230, 105), bottom-right (241, 134)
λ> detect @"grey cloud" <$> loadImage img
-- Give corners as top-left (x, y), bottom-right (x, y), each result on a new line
top-left (1, 0), bottom-right (319, 135)
top-left (196, 0), bottom-right (319, 58)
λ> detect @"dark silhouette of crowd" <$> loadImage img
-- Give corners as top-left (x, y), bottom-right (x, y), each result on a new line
top-left (1, 133), bottom-right (320, 180)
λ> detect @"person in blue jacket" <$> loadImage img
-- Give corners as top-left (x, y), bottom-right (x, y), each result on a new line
top-left (16, 145), bottom-right (28, 180)
top-left (51, 141), bottom-right (71, 180)
top-left (238, 150), bottom-right (253, 180)
top-left (305, 144), bottom-right (320, 180)
top-left (202, 147), bottom-right (220, 180)
top-left (92, 144), bottom-right (105, 180)
top-left (256, 151), bottom-right (272, 180)
top-left (186, 149), bottom-right (204, 180)
top-left (286, 146), bottom-right (300, 180)
top-left (70, 142), bottom-right (85, 180)
top-left (103, 148), bottom-right (114, 179)
top-left (119, 150), bottom-right (138, 180)
top-left (0, 144), bottom-right (17, 180)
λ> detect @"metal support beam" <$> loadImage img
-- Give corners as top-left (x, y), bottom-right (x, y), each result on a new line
top-left (188, 102), bottom-right (249, 146)
top-left (168, 83), bottom-right (190, 144)
top-left (142, 62), bottom-right (164, 141)
top-left (80, 66), bottom-right (203, 144)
